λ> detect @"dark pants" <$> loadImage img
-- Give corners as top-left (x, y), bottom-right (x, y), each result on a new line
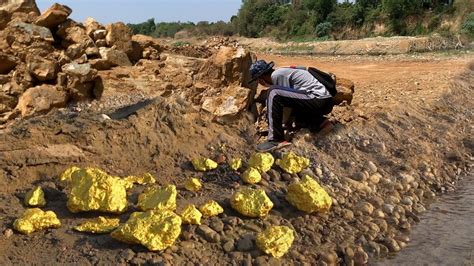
top-left (266, 85), bottom-right (334, 141)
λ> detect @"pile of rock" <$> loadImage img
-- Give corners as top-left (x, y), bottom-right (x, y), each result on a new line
top-left (0, 0), bottom-right (164, 122)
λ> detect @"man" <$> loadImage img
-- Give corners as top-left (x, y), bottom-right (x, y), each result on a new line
top-left (250, 60), bottom-right (334, 152)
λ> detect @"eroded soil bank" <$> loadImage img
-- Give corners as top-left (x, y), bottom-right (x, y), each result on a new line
top-left (1, 52), bottom-right (473, 265)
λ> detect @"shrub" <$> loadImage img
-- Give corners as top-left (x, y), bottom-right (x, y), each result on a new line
top-left (461, 12), bottom-right (474, 36)
top-left (315, 22), bottom-right (332, 37)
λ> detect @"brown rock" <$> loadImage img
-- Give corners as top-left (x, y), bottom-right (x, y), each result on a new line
top-left (35, 3), bottom-right (71, 29)
top-left (0, 0), bottom-right (40, 15)
top-left (56, 19), bottom-right (95, 48)
top-left (197, 46), bottom-right (253, 88)
top-left (62, 62), bottom-right (97, 83)
top-left (0, 10), bottom-right (11, 30)
top-left (99, 47), bottom-right (132, 67)
top-left (334, 77), bottom-right (355, 105)
top-left (84, 17), bottom-right (104, 37)
top-left (132, 34), bottom-right (164, 52)
top-left (9, 21), bottom-right (54, 43)
top-left (95, 39), bottom-right (107, 47)
top-left (92, 29), bottom-right (107, 41)
top-left (0, 92), bottom-right (17, 114)
top-left (0, 52), bottom-right (17, 74)
top-left (16, 85), bottom-right (67, 117)
top-left (201, 85), bottom-right (251, 119)
top-left (105, 22), bottom-right (133, 56)
top-left (89, 59), bottom-right (113, 71)
top-left (195, 47), bottom-right (254, 120)
top-left (27, 56), bottom-right (58, 81)
top-left (66, 77), bottom-right (94, 101)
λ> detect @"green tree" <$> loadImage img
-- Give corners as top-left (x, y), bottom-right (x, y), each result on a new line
top-left (302, 0), bottom-right (337, 24)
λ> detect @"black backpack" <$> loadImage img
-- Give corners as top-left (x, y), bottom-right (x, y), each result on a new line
top-left (307, 67), bottom-right (337, 97)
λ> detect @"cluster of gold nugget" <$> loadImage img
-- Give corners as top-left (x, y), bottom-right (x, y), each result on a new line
top-left (13, 151), bottom-right (332, 258)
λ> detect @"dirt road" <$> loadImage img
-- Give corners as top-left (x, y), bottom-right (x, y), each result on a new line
top-left (260, 52), bottom-right (473, 113)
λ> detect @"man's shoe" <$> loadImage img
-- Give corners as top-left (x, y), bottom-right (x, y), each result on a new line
top-left (256, 141), bottom-right (291, 152)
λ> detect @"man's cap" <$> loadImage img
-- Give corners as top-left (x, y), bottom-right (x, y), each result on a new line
top-left (249, 60), bottom-right (275, 83)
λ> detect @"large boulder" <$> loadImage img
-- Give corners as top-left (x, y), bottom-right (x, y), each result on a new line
top-left (105, 22), bottom-right (134, 58)
top-left (0, 0), bottom-right (40, 15)
top-left (196, 46), bottom-right (253, 88)
top-left (195, 47), bottom-right (255, 120)
top-left (9, 21), bottom-right (54, 43)
top-left (99, 47), bottom-right (132, 67)
top-left (0, 52), bottom-right (17, 74)
top-left (62, 62), bottom-right (99, 100)
top-left (132, 34), bottom-right (163, 52)
top-left (16, 85), bottom-right (68, 118)
top-left (35, 3), bottom-right (71, 29)
top-left (56, 19), bottom-right (95, 48)
top-left (27, 55), bottom-right (59, 81)
top-left (201, 85), bottom-right (252, 119)
top-left (62, 62), bottom-right (97, 83)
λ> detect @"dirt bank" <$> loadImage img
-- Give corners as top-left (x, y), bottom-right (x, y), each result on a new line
top-left (1, 52), bottom-right (473, 265)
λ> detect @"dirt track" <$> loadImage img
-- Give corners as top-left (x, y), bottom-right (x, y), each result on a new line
top-left (1, 51), bottom-right (473, 265)
top-left (260, 52), bottom-right (473, 112)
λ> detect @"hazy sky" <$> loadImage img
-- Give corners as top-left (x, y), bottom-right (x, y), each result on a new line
top-left (36, 0), bottom-right (242, 24)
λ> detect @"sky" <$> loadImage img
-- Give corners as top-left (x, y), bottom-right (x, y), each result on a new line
top-left (36, 0), bottom-right (242, 24)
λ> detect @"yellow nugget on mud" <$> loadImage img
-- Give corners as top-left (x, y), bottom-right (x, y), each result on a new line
top-left (286, 175), bottom-right (332, 213)
top-left (111, 210), bottom-right (182, 251)
top-left (256, 226), bottom-right (295, 258)
top-left (13, 208), bottom-right (61, 234)
top-left (73, 216), bottom-right (120, 234)
top-left (199, 200), bottom-right (224, 217)
top-left (229, 158), bottom-right (242, 171)
top-left (124, 173), bottom-right (156, 188)
top-left (242, 168), bottom-right (262, 184)
top-left (66, 168), bottom-right (128, 214)
top-left (59, 166), bottom-right (81, 182)
top-left (192, 158), bottom-right (218, 172)
top-left (275, 152), bottom-right (310, 174)
top-left (230, 187), bottom-right (273, 218)
top-left (138, 184), bottom-right (177, 211)
top-left (180, 204), bottom-right (202, 225)
top-left (24, 186), bottom-right (46, 207)
top-left (248, 153), bottom-right (274, 173)
top-left (184, 178), bottom-right (202, 192)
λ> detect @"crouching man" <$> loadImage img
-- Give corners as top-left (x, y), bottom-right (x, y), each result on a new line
top-left (250, 60), bottom-right (334, 152)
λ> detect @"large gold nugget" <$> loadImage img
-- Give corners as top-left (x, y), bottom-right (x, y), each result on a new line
top-left (13, 208), bottom-right (61, 234)
top-left (137, 184), bottom-right (177, 211)
top-left (111, 210), bottom-right (182, 251)
top-left (286, 175), bottom-right (332, 213)
top-left (67, 168), bottom-right (128, 213)
top-left (230, 187), bottom-right (273, 218)
top-left (256, 226), bottom-right (295, 258)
